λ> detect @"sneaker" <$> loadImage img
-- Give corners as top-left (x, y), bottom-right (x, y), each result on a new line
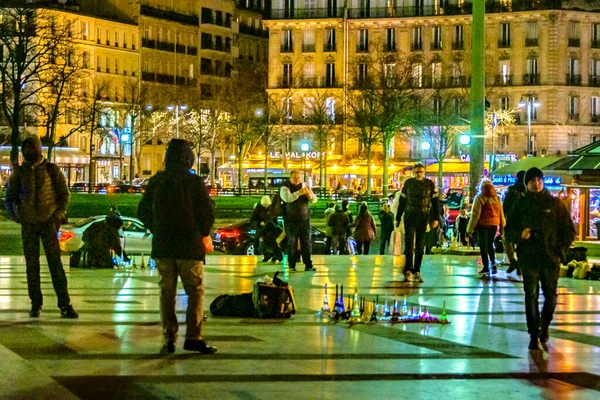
top-left (491, 265), bottom-right (498, 274)
top-left (507, 260), bottom-right (518, 274)
top-left (29, 305), bottom-right (42, 318)
top-left (160, 340), bottom-right (176, 354)
top-left (414, 272), bottom-right (424, 283)
top-left (479, 267), bottom-right (490, 274)
top-left (289, 266), bottom-right (297, 272)
top-left (60, 305), bottom-right (79, 319)
top-left (183, 340), bottom-right (217, 354)
top-left (528, 336), bottom-right (542, 351)
top-left (540, 327), bottom-right (550, 344)
top-left (304, 266), bottom-right (317, 272)
top-left (404, 271), bottom-right (414, 282)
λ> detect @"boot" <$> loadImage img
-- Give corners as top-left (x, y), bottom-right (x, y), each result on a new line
top-left (60, 305), bottom-right (79, 319)
top-left (30, 305), bottom-right (42, 318)
top-left (540, 327), bottom-right (550, 343)
top-left (528, 336), bottom-right (542, 351)
top-left (183, 340), bottom-right (217, 354)
top-left (160, 340), bottom-right (176, 354)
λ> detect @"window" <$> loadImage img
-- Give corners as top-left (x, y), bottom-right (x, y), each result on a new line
top-left (284, 97), bottom-right (293, 119)
top-left (303, 29), bottom-right (315, 52)
top-left (500, 96), bottom-right (510, 111)
top-left (105, 29), bottom-right (110, 45)
top-left (324, 28), bottom-right (336, 51)
top-left (281, 29), bottom-right (293, 52)
top-left (385, 28), bottom-right (395, 51)
top-left (123, 33), bottom-right (127, 48)
top-left (189, 63), bottom-right (194, 79)
top-left (431, 62), bottom-right (442, 84)
top-left (433, 97), bottom-right (441, 115)
top-left (306, 0), bottom-right (316, 9)
top-left (325, 97), bottom-right (335, 121)
top-left (591, 59), bottom-right (600, 86)
top-left (201, 8), bottom-right (213, 24)
top-left (303, 97), bottom-right (315, 116)
top-left (569, 21), bottom-right (580, 46)
top-left (412, 63), bottom-right (423, 87)
top-left (81, 21), bottom-right (88, 40)
top-left (115, 32), bottom-right (119, 47)
top-left (105, 56), bottom-right (109, 73)
top-left (593, 23), bottom-right (600, 47)
top-left (526, 21), bottom-right (538, 46)
top-left (82, 51), bottom-right (90, 69)
top-left (453, 25), bottom-right (464, 49)
top-left (115, 59), bottom-right (119, 74)
top-left (357, 29), bottom-right (368, 52)
top-left (525, 57), bottom-right (538, 84)
top-left (360, 0), bottom-right (371, 17)
top-left (499, 23), bottom-right (510, 47)
top-left (97, 27), bottom-right (101, 43)
top-left (452, 61), bottom-right (462, 78)
top-left (499, 59), bottom-right (510, 83)
top-left (357, 63), bottom-right (368, 86)
top-left (201, 33), bottom-right (212, 49)
top-left (412, 27), bottom-right (422, 50)
top-left (384, 63), bottom-right (395, 86)
top-left (568, 57), bottom-right (580, 85)
top-left (432, 26), bottom-right (442, 50)
top-left (144, 25), bottom-right (151, 40)
top-left (303, 62), bottom-right (315, 83)
top-left (132, 34), bottom-right (137, 50)
top-left (282, 63), bottom-right (292, 87)
top-left (325, 63), bottom-right (336, 87)
top-left (569, 96), bottom-right (579, 120)
top-left (531, 96), bottom-right (539, 120)
top-left (592, 96), bottom-right (600, 121)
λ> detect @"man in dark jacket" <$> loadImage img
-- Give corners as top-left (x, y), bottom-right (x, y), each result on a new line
top-left (328, 204), bottom-right (350, 254)
top-left (5, 136), bottom-right (78, 319)
top-left (378, 203), bottom-right (394, 255)
top-left (82, 211), bottom-right (123, 268)
top-left (506, 167), bottom-right (575, 351)
top-left (138, 139), bottom-right (216, 354)
top-left (280, 170), bottom-right (317, 271)
top-left (503, 170), bottom-right (526, 274)
top-left (395, 163), bottom-right (440, 283)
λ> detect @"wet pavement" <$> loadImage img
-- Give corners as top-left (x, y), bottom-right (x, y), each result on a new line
top-left (0, 254), bottom-right (599, 399)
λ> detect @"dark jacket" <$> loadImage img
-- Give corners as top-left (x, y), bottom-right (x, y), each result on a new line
top-left (396, 177), bottom-right (440, 223)
top-left (505, 189), bottom-right (575, 265)
top-left (137, 140), bottom-right (215, 261)
top-left (456, 215), bottom-right (469, 234)
top-left (250, 204), bottom-right (271, 226)
top-left (328, 210), bottom-right (350, 236)
top-left (82, 220), bottom-right (122, 268)
top-left (503, 181), bottom-right (525, 215)
top-left (379, 210), bottom-right (394, 234)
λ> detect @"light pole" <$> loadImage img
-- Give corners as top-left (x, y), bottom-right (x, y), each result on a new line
top-left (518, 97), bottom-right (541, 155)
top-left (167, 104), bottom-right (187, 139)
top-left (300, 141), bottom-right (310, 182)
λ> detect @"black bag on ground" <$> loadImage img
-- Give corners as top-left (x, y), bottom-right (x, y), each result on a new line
top-left (210, 293), bottom-right (256, 317)
top-left (565, 247), bottom-right (587, 263)
top-left (494, 235), bottom-right (504, 253)
top-left (253, 272), bottom-right (296, 318)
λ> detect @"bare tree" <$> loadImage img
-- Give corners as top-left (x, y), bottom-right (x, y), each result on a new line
top-left (121, 79), bottom-right (151, 183)
top-left (0, 7), bottom-right (70, 165)
top-left (83, 79), bottom-right (109, 192)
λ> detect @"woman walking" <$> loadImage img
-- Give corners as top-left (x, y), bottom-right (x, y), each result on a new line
top-left (353, 203), bottom-right (377, 255)
top-left (467, 180), bottom-right (505, 274)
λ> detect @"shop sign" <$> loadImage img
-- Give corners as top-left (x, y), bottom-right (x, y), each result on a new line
top-left (492, 174), bottom-right (562, 186)
top-left (269, 151), bottom-right (323, 159)
top-left (461, 154), bottom-right (517, 163)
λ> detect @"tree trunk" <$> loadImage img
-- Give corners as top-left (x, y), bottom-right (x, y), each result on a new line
top-left (382, 136), bottom-right (391, 198)
top-left (263, 137), bottom-right (268, 195)
top-left (324, 149), bottom-right (328, 194)
top-left (10, 103), bottom-right (22, 167)
top-left (238, 143), bottom-right (243, 195)
top-left (366, 144), bottom-right (372, 198)
top-left (437, 153), bottom-right (444, 191)
top-left (319, 149), bottom-right (323, 194)
top-left (129, 115), bottom-right (136, 184)
top-left (210, 148), bottom-right (217, 184)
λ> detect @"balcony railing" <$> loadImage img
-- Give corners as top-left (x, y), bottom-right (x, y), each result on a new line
top-left (356, 44), bottom-right (369, 53)
top-left (523, 73), bottom-right (540, 85)
top-left (430, 42), bottom-right (442, 51)
top-left (495, 74), bottom-right (513, 85)
top-left (302, 44), bottom-right (316, 52)
top-left (566, 74), bottom-right (582, 86)
top-left (411, 42), bottom-right (423, 51)
top-left (568, 38), bottom-right (580, 47)
top-left (383, 43), bottom-right (396, 52)
top-left (141, 5), bottom-right (198, 27)
top-left (569, 113), bottom-right (580, 121)
top-left (525, 38), bottom-right (538, 47)
top-left (157, 41), bottom-right (175, 52)
top-left (498, 39), bottom-right (510, 48)
top-left (188, 46), bottom-right (198, 56)
top-left (270, 8), bottom-right (344, 19)
top-left (156, 74), bottom-right (174, 84)
top-left (592, 114), bottom-right (600, 123)
top-left (590, 75), bottom-right (600, 87)
top-left (280, 45), bottom-right (294, 53)
top-left (238, 24), bottom-right (269, 38)
top-left (176, 44), bottom-right (186, 54)
top-left (142, 72), bottom-right (156, 82)
top-left (593, 40), bottom-right (600, 49)
top-left (451, 41), bottom-right (464, 50)
top-left (324, 43), bottom-right (336, 52)
top-left (142, 38), bottom-right (156, 49)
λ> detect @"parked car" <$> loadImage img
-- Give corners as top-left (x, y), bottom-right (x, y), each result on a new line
top-left (442, 188), bottom-right (464, 228)
top-left (70, 182), bottom-right (90, 192)
top-left (213, 220), bottom-right (328, 256)
top-left (58, 215), bottom-right (151, 255)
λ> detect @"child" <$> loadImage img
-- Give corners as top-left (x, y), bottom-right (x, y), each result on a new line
top-left (456, 208), bottom-right (470, 247)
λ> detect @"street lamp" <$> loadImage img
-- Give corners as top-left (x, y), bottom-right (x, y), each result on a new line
top-left (459, 133), bottom-right (471, 146)
top-left (167, 104), bottom-right (188, 139)
top-left (421, 141), bottom-right (431, 151)
top-left (518, 97), bottom-right (541, 155)
top-left (300, 141), bottom-right (310, 182)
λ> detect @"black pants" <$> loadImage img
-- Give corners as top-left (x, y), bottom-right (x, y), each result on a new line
top-left (325, 236), bottom-right (332, 255)
top-left (476, 225), bottom-right (497, 268)
top-left (379, 230), bottom-right (392, 255)
top-left (284, 218), bottom-right (312, 269)
top-left (356, 241), bottom-right (371, 255)
top-left (521, 260), bottom-right (560, 338)
top-left (22, 221), bottom-right (71, 308)
top-left (403, 212), bottom-right (428, 273)
top-left (458, 230), bottom-right (468, 246)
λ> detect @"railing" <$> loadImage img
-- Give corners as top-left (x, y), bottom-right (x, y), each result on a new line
top-left (494, 74), bottom-right (512, 85)
top-left (270, 8), bottom-right (344, 19)
top-left (141, 5), bottom-right (198, 26)
top-left (157, 41), bottom-right (175, 52)
top-left (280, 45), bottom-right (294, 53)
top-left (411, 42), bottom-right (423, 51)
top-left (356, 44), bottom-right (369, 53)
top-left (566, 74), bottom-right (582, 86)
top-left (451, 41), bottom-right (464, 50)
top-left (383, 44), bottom-right (396, 52)
top-left (592, 114), bottom-right (600, 123)
top-left (590, 75), bottom-right (600, 87)
top-left (302, 44), bottom-right (316, 52)
top-left (324, 43), bottom-right (336, 52)
top-left (276, 78), bottom-right (293, 88)
top-left (568, 38), bottom-right (580, 47)
top-left (498, 39), bottom-right (510, 48)
top-left (142, 72), bottom-right (155, 82)
top-left (593, 40), bottom-right (600, 49)
top-left (523, 73), bottom-right (539, 85)
top-left (238, 24), bottom-right (269, 38)
top-left (156, 74), bottom-right (174, 84)
top-left (430, 42), bottom-right (442, 51)
top-left (188, 46), bottom-right (198, 55)
top-left (569, 113), bottom-right (580, 121)
top-left (525, 38), bottom-right (538, 47)
top-left (176, 44), bottom-right (186, 54)
top-left (202, 42), bottom-right (214, 50)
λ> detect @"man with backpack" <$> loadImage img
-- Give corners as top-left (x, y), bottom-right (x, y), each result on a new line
top-left (5, 136), bottom-right (78, 319)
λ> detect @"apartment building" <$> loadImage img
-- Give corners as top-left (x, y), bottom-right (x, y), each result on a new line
top-left (264, 1), bottom-right (600, 167)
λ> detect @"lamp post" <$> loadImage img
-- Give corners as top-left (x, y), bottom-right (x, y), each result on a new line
top-left (300, 141), bottom-right (310, 182)
top-left (518, 97), bottom-right (541, 155)
top-left (166, 104), bottom-right (187, 139)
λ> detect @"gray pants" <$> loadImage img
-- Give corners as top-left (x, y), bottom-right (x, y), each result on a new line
top-left (156, 259), bottom-right (205, 341)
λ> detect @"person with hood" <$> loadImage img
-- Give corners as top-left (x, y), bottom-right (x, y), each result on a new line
top-left (81, 211), bottom-right (124, 268)
top-left (503, 170), bottom-right (526, 274)
top-left (138, 139), bottom-right (216, 354)
top-left (353, 203), bottom-right (377, 255)
top-left (328, 204), bottom-right (350, 254)
top-left (467, 180), bottom-right (505, 275)
top-left (505, 167), bottom-right (576, 350)
top-left (5, 136), bottom-right (78, 318)
top-left (378, 203), bottom-right (394, 255)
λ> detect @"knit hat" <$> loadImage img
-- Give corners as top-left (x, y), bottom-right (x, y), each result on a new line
top-left (516, 170), bottom-right (526, 183)
top-left (524, 167), bottom-right (544, 185)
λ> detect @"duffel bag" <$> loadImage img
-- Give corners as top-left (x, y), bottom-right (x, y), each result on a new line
top-left (210, 293), bottom-right (256, 317)
top-left (253, 282), bottom-right (296, 319)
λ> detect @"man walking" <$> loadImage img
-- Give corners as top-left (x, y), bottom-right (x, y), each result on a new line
top-left (280, 170), bottom-right (317, 271)
top-left (505, 167), bottom-right (575, 351)
top-left (378, 203), bottom-right (394, 255)
top-left (138, 139), bottom-right (217, 354)
top-left (5, 136), bottom-right (78, 318)
top-left (324, 201), bottom-right (336, 255)
top-left (503, 170), bottom-right (526, 274)
top-left (395, 163), bottom-right (440, 283)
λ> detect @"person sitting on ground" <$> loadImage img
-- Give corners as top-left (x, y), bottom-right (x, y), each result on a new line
top-left (250, 196), bottom-right (282, 263)
top-left (82, 211), bottom-right (124, 268)
top-left (328, 204), bottom-right (350, 255)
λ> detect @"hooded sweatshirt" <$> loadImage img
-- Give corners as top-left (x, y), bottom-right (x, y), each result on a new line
top-left (137, 139), bottom-right (215, 261)
top-left (467, 182), bottom-right (505, 234)
top-left (5, 136), bottom-right (69, 224)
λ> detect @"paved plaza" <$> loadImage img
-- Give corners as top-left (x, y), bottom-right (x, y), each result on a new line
top-left (0, 254), bottom-right (599, 399)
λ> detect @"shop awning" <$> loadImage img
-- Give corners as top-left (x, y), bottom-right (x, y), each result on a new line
top-left (545, 141), bottom-right (600, 172)
top-left (493, 156), bottom-right (562, 176)
top-left (322, 164), bottom-right (410, 177)
top-left (0, 146), bottom-right (89, 166)
top-left (426, 160), bottom-right (489, 174)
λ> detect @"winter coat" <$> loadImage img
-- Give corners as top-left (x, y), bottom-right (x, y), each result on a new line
top-left (324, 207), bottom-right (335, 236)
top-left (503, 181), bottom-right (525, 215)
top-left (250, 204), bottom-right (271, 226)
top-left (396, 177), bottom-right (440, 222)
top-left (328, 210), bottom-right (350, 236)
top-left (82, 221), bottom-right (122, 268)
top-left (353, 213), bottom-right (377, 242)
top-left (5, 136), bottom-right (69, 225)
top-left (467, 184), bottom-right (505, 234)
top-left (505, 189), bottom-right (576, 265)
top-left (456, 215), bottom-right (469, 234)
top-left (379, 209), bottom-right (394, 234)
